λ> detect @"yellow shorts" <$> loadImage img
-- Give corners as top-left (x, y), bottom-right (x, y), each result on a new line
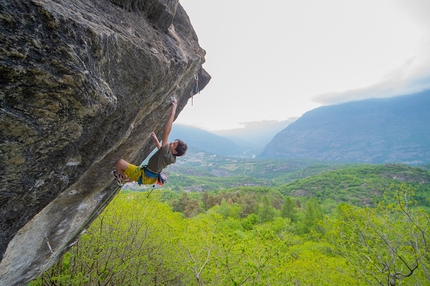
top-left (124, 163), bottom-right (157, 185)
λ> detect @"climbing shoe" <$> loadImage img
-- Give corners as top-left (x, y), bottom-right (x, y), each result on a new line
top-left (113, 170), bottom-right (124, 186)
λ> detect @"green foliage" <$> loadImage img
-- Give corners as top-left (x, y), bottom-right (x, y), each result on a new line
top-left (32, 162), bottom-right (430, 285)
top-left (297, 197), bottom-right (324, 235)
top-left (165, 155), bottom-right (346, 191)
top-left (33, 193), bottom-right (187, 285)
top-left (33, 192), bottom-right (359, 285)
top-left (326, 184), bottom-right (430, 285)
top-left (259, 196), bottom-right (276, 223)
top-left (279, 164), bottom-right (430, 207)
top-left (282, 241), bottom-right (360, 285)
top-left (164, 162), bottom-right (430, 212)
top-left (241, 213), bottom-right (259, 230)
top-left (281, 197), bottom-right (298, 222)
top-left (213, 198), bottom-right (242, 220)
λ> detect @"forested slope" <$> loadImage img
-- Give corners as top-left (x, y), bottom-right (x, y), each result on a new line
top-left (164, 152), bottom-right (430, 209)
top-left (30, 161), bottom-right (430, 285)
top-left (279, 163), bottom-right (430, 207)
top-left (32, 163), bottom-right (430, 285)
top-left (162, 150), bottom-right (347, 191)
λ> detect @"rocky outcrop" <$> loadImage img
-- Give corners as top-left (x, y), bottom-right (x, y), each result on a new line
top-left (0, 0), bottom-right (210, 285)
top-left (261, 91), bottom-right (430, 164)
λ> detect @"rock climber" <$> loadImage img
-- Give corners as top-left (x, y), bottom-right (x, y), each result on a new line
top-left (114, 98), bottom-right (187, 186)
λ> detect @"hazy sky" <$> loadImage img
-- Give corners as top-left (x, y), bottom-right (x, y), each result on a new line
top-left (176, 0), bottom-right (430, 131)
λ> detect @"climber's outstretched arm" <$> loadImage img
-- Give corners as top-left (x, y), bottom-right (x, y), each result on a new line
top-left (161, 98), bottom-right (177, 147)
top-left (150, 132), bottom-right (161, 150)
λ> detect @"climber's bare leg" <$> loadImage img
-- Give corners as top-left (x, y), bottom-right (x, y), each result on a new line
top-left (115, 159), bottom-right (129, 180)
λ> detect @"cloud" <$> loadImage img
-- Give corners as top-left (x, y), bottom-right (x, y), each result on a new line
top-left (313, 56), bottom-right (430, 105)
top-left (394, 0), bottom-right (430, 32)
top-left (313, 73), bottom-right (430, 105)
top-left (179, 0), bottom-right (430, 130)
top-left (310, 0), bottom-right (430, 106)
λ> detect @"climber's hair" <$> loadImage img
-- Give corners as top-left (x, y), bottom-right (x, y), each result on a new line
top-left (174, 139), bottom-right (187, 157)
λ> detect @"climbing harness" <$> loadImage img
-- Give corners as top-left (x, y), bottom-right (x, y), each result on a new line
top-left (136, 165), bottom-right (167, 187)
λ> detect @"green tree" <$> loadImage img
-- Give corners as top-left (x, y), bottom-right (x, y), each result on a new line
top-left (326, 184), bottom-right (430, 285)
top-left (33, 193), bottom-right (186, 285)
top-left (259, 196), bottom-right (276, 223)
top-left (217, 198), bottom-right (230, 219)
top-left (201, 191), bottom-right (209, 210)
top-left (214, 226), bottom-right (281, 285)
top-left (281, 241), bottom-right (365, 285)
top-left (239, 194), bottom-right (258, 218)
top-left (171, 191), bottom-right (190, 212)
top-left (281, 196), bottom-right (297, 222)
top-left (184, 199), bottom-right (202, 218)
top-left (206, 195), bottom-right (217, 210)
top-left (181, 212), bottom-right (222, 286)
top-left (241, 213), bottom-right (259, 230)
top-left (299, 197), bottom-right (323, 235)
top-left (215, 198), bottom-right (241, 220)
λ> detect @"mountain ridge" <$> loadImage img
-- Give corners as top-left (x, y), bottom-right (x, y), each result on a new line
top-left (261, 90), bottom-right (430, 164)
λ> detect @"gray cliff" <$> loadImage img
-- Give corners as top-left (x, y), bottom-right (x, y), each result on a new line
top-left (0, 0), bottom-right (210, 285)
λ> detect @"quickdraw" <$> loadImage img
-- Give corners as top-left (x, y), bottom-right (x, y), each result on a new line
top-left (45, 237), bottom-right (55, 258)
top-left (191, 73), bottom-right (200, 106)
top-left (194, 73), bottom-right (200, 94)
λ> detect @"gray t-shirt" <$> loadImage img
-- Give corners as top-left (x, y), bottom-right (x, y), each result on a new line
top-left (147, 145), bottom-right (176, 173)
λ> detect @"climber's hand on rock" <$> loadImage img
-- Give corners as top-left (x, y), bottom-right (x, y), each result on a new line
top-left (170, 98), bottom-right (177, 114)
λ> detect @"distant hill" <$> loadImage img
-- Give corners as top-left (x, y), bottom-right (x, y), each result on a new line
top-left (170, 124), bottom-right (244, 157)
top-left (260, 90), bottom-right (430, 164)
top-left (163, 149), bottom-right (347, 192)
top-left (278, 163), bottom-right (430, 207)
top-left (172, 119), bottom-right (296, 157)
top-left (161, 149), bottom-right (430, 209)
top-left (212, 119), bottom-right (297, 153)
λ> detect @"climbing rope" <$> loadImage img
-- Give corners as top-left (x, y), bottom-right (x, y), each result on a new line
top-left (147, 184), bottom-right (157, 198)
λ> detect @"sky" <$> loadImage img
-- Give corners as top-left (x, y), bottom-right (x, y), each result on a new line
top-left (176, 0), bottom-right (430, 131)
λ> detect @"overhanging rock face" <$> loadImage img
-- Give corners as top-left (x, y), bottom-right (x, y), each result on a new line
top-left (0, 0), bottom-right (210, 285)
